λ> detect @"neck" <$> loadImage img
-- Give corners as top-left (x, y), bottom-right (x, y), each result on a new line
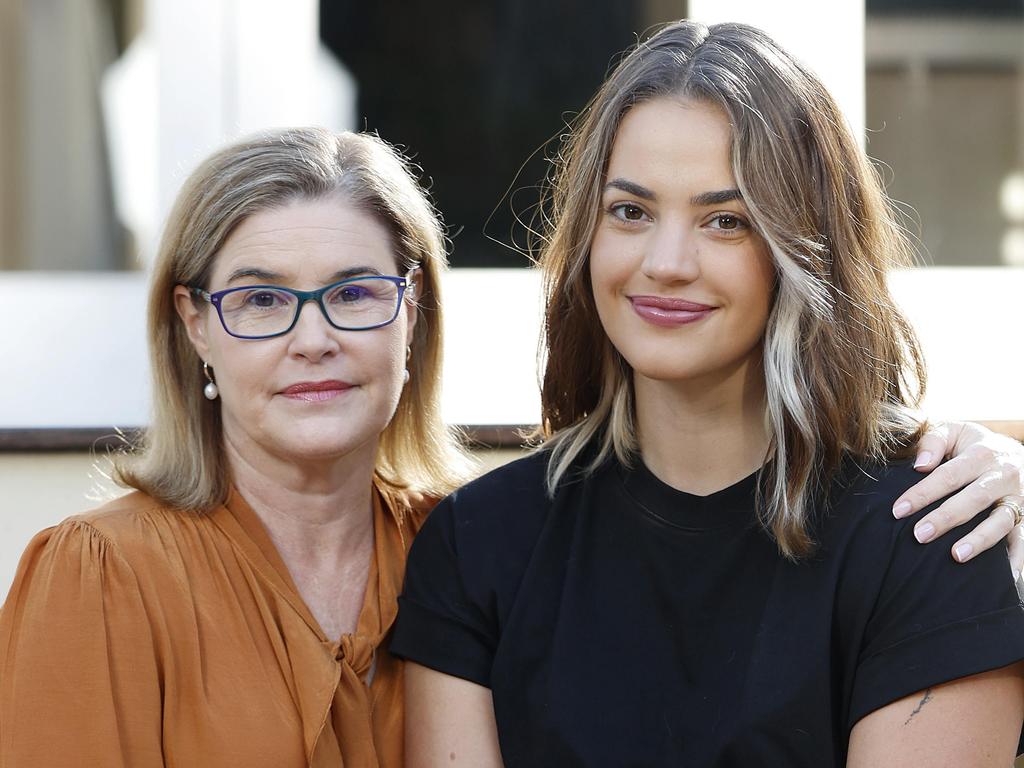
top-left (225, 432), bottom-right (376, 570)
top-left (634, 357), bottom-right (770, 496)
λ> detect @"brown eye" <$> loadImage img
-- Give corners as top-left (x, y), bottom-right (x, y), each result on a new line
top-left (610, 202), bottom-right (648, 223)
top-left (707, 213), bottom-right (748, 233)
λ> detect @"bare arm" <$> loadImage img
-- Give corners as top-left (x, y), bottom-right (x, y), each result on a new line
top-left (405, 662), bottom-right (504, 768)
top-left (847, 662), bottom-right (1024, 767)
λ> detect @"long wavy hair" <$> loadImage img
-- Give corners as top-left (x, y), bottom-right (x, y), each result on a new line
top-left (538, 21), bottom-right (926, 558)
top-left (115, 128), bottom-right (471, 510)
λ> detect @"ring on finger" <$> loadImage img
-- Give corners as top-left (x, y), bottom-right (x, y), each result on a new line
top-left (996, 497), bottom-right (1024, 528)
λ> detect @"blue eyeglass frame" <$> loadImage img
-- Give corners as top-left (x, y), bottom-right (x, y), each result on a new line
top-left (188, 270), bottom-right (416, 340)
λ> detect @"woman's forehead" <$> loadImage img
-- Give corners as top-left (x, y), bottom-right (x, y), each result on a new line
top-left (209, 200), bottom-right (399, 284)
top-left (605, 98), bottom-right (737, 195)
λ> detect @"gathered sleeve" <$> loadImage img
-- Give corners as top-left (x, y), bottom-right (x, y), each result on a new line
top-left (0, 520), bottom-right (164, 767)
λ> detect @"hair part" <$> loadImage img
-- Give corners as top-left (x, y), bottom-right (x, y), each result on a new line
top-left (115, 127), bottom-right (471, 511)
top-left (537, 21), bottom-right (926, 558)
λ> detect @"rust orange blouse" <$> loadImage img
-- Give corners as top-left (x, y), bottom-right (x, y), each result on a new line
top-left (0, 484), bottom-right (429, 767)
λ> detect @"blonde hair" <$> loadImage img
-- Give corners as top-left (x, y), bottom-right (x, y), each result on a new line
top-left (537, 21), bottom-right (926, 558)
top-left (116, 128), bottom-right (470, 510)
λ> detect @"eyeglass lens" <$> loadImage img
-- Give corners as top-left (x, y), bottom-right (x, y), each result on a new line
top-left (219, 278), bottom-right (402, 337)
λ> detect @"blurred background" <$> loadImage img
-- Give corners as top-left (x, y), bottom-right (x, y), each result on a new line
top-left (2, 0), bottom-right (1022, 272)
top-left (1, 0), bottom-right (1022, 590)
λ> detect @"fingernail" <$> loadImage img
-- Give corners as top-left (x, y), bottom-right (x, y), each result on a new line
top-left (914, 522), bottom-right (935, 543)
top-left (954, 543), bottom-right (974, 562)
top-left (893, 500), bottom-right (913, 518)
top-left (913, 451), bottom-right (933, 469)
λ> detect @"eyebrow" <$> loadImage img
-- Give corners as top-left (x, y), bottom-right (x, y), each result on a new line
top-left (691, 189), bottom-right (742, 206)
top-left (225, 265), bottom-right (383, 285)
top-left (226, 267), bottom-right (283, 284)
top-left (605, 178), bottom-right (655, 200)
top-left (604, 178), bottom-right (743, 207)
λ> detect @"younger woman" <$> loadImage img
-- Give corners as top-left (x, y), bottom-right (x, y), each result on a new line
top-left (393, 21), bottom-right (1024, 766)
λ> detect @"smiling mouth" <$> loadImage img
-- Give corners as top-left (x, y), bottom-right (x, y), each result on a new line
top-left (629, 296), bottom-right (717, 327)
top-left (280, 380), bottom-right (353, 401)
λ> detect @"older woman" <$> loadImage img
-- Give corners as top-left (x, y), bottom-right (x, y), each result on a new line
top-left (393, 22), bottom-right (1024, 767)
top-left (0, 129), bottom-right (469, 766)
top-left (0, 126), bottom-right (1020, 767)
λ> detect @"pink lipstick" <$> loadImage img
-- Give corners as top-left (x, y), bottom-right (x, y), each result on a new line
top-left (629, 296), bottom-right (717, 328)
top-left (280, 380), bottom-right (353, 402)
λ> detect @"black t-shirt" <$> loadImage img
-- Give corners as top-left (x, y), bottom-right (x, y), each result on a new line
top-left (391, 450), bottom-right (1024, 766)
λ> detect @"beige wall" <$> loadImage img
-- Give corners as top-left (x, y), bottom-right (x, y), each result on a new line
top-left (1, 453), bottom-right (119, 596)
top-left (0, 448), bottom-right (525, 598)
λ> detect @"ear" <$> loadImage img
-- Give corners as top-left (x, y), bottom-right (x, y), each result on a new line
top-left (173, 285), bottom-right (212, 361)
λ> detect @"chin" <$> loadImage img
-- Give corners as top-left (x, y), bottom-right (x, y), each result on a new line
top-left (269, 418), bottom-right (381, 460)
top-left (618, 337), bottom-right (763, 384)
top-left (280, 436), bottom-right (374, 463)
top-left (618, 349), bottom-right (701, 381)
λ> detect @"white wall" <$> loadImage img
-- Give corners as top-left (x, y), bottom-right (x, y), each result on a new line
top-left (688, 0), bottom-right (865, 139)
top-left (0, 269), bottom-right (544, 429)
top-left (2, 268), bottom-right (1021, 430)
top-left (102, 0), bottom-right (355, 265)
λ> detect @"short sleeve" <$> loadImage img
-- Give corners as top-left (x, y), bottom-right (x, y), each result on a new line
top-left (847, 512), bottom-right (1024, 730)
top-left (0, 520), bottom-right (164, 768)
top-left (390, 496), bottom-right (499, 687)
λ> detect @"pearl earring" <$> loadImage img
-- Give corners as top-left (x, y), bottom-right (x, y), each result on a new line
top-left (403, 345), bottom-right (411, 386)
top-left (203, 362), bottom-right (219, 400)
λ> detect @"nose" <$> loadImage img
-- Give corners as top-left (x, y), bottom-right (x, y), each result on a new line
top-left (640, 219), bottom-right (700, 284)
top-left (286, 299), bottom-right (341, 362)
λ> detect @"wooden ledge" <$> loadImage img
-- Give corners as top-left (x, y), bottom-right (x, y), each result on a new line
top-left (0, 425), bottom-right (537, 452)
top-left (1, 421), bottom-right (1020, 453)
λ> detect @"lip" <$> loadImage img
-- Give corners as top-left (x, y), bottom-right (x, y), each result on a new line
top-left (279, 380), bottom-right (354, 402)
top-left (629, 295), bottom-right (717, 327)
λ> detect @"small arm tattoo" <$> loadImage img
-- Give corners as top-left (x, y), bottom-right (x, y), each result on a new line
top-left (904, 688), bottom-right (933, 726)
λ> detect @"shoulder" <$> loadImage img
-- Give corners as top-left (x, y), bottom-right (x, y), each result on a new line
top-left (377, 455), bottom-right (552, 541)
top-left (3, 492), bottom-right (194, 626)
top-left (823, 455), bottom-right (1021, 634)
top-left (408, 449), bottom-right (553, 586)
top-left (66, 490), bottom-right (200, 557)
top-left (826, 461), bottom-right (1024, 729)
top-left (73, 488), bottom-right (179, 529)
top-left (817, 458), bottom-right (924, 546)
top-left (832, 458), bottom-right (922, 514)
top-left (423, 449), bottom-right (553, 549)
top-left (14, 491), bottom-right (210, 585)
top-left (444, 449), bottom-right (551, 514)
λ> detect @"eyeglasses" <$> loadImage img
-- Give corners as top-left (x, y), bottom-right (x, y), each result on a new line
top-left (189, 271), bottom-right (416, 340)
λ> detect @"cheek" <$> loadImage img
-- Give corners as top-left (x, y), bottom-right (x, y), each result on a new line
top-left (207, 339), bottom-right (280, 396)
top-left (735, 250), bottom-right (775, 326)
top-left (349, 331), bottom-right (408, 395)
top-left (588, 236), bottom-right (625, 305)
